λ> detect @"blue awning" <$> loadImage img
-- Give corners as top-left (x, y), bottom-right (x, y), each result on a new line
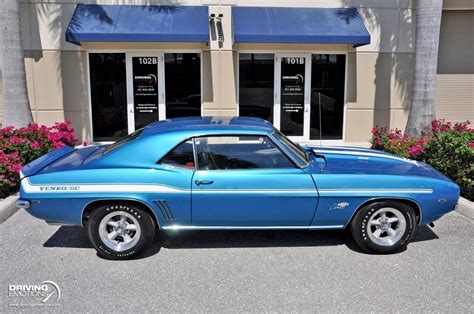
top-left (233, 7), bottom-right (370, 46)
top-left (66, 4), bottom-right (209, 45)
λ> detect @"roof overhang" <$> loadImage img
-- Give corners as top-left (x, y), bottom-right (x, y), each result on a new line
top-left (65, 4), bottom-right (209, 45)
top-left (232, 7), bottom-right (371, 47)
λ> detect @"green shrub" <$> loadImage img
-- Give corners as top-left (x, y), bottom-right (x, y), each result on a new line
top-left (371, 120), bottom-right (474, 200)
top-left (423, 129), bottom-right (473, 200)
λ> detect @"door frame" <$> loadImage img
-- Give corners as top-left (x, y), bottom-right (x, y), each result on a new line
top-left (236, 50), bottom-right (348, 144)
top-left (86, 49), bottom-right (204, 142)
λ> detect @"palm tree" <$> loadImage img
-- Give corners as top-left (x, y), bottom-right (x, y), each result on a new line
top-left (405, 0), bottom-right (443, 137)
top-left (0, 0), bottom-right (33, 128)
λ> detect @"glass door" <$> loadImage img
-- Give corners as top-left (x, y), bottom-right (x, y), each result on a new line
top-left (274, 54), bottom-right (311, 142)
top-left (126, 53), bottom-right (165, 133)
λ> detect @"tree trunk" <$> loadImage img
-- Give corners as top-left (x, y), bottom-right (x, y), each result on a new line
top-left (405, 0), bottom-right (443, 137)
top-left (0, 0), bottom-right (33, 128)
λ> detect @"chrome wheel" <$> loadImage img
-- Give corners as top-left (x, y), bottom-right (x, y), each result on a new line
top-left (98, 211), bottom-right (141, 252)
top-left (367, 207), bottom-right (406, 247)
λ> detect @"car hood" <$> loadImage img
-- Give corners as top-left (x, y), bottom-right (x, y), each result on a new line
top-left (305, 146), bottom-right (449, 180)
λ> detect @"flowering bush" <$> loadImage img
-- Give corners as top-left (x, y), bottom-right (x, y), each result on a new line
top-left (371, 119), bottom-right (474, 200)
top-left (0, 121), bottom-right (78, 198)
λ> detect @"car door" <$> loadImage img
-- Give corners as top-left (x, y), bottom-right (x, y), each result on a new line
top-left (191, 135), bottom-right (318, 226)
top-left (155, 140), bottom-right (195, 225)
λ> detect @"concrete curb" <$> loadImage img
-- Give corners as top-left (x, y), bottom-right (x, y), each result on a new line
top-left (456, 197), bottom-right (474, 220)
top-left (0, 194), bottom-right (19, 223)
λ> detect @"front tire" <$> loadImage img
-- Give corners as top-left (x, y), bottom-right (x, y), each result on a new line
top-left (350, 201), bottom-right (416, 254)
top-left (87, 203), bottom-right (155, 260)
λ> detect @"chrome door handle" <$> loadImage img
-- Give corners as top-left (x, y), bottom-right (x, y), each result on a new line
top-left (195, 180), bottom-right (214, 186)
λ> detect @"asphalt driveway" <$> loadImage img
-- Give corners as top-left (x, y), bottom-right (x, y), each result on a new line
top-left (1, 209), bottom-right (473, 312)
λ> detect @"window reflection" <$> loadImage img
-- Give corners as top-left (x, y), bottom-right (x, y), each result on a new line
top-left (89, 53), bottom-right (128, 142)
top-left (165, 53), bottom-right (201, 119)
top-left (310, 54), bottom-right (346, 140)
top-left (239, 53), bottom-right (274, 123)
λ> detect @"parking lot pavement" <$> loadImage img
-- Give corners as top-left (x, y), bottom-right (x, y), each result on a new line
top-left (1, 209), bottom-right (473, 312)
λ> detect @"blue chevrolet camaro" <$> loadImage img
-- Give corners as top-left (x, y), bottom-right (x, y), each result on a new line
top-left (17, 117), bottom-right (460, 259)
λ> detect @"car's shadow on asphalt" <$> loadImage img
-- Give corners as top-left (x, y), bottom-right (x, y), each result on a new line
top-left (43, 224), bottom-right (439, 259)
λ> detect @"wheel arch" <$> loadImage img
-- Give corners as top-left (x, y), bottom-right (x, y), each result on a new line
top-left (345, 197), bottom-right (422, 228)
top-left (81, 198), bottom-right (160, 228)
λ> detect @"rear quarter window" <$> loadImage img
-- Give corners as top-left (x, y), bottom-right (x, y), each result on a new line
top-left (103, 129), bottom-right (144, 155)
top-left (159, 140), bottom-right (195, 169)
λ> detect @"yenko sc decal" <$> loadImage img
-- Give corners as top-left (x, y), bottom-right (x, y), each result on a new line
top-left (39, 186), bottom-right (80, 192)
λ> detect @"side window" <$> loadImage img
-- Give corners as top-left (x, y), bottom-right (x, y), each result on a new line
top-left (160, 140), bottom-right (195, 169)
top-left (194, 135), bottom-right (294, 170)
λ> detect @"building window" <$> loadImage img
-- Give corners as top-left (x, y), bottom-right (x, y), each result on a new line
top-left (310, 54), bottom-right (346, 140)
top-left (239, 53), bottom-right (274, 123)
top-left (164, 53), bottom-right (201, 119)
top-left (89, 53), bottom-right (128, 142)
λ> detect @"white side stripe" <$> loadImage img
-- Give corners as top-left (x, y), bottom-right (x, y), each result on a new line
top-left (318, 189), bottom-right (433, 195)
top-left (22, 179), bottom-right (187, 194)
top-left (193, 190), bottom-right (317, 195)
top-left (21, 179), bottom-right (432, 195)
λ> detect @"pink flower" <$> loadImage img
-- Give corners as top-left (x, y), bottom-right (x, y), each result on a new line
top-left (440, 125), bottom-right (450, 132)
top-left (26, 123), bottom-right (39, 132)
top-left (9, 136), bottom-right (21, 144)
top-left (8, 163), bottom-right (23, 173)
top-left (31, 141), bottom-right (41, 149)
top-left (468, 142), bottom-right (474, 149)
top-left (53, 142), bottom-right (65, 149)
top-left (408, 144), bottom-right (424, 158)
top-left (454, 121), bottom-right (473, 133)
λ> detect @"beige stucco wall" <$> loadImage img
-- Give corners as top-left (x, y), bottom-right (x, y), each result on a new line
top-left (15, 0), bottom-right (472, 143)
top-left (0, 71), bottom-right (3, 125)
top-left (435, 10), bottom-right (474, 123)
top-left (443, 0), bottom-right (474, 10)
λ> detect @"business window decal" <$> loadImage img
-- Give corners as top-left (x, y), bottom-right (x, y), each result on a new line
top-left (280, 57), bottom-right (305, 136)
top-left (132, 57), bottom-right (159, 129)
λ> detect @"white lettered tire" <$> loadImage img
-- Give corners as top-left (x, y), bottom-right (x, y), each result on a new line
top-left (87, 203), bottom-right (155, 260)
top-left (350, 201), bottom-right (416, 254)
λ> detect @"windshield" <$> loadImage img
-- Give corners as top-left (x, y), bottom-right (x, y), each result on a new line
top-left (103, 128), bottom-right (144, 155)
top-left (273, 130), bottom-right (310, 167)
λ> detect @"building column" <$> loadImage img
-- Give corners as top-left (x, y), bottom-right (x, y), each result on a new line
top-left (203, 5), bottom-right (237, 117)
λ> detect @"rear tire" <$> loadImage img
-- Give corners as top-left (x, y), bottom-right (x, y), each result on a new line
top-left (350, 201), bottom-right (416, 254)
top-left (87, 203), bottom-right (155, 260)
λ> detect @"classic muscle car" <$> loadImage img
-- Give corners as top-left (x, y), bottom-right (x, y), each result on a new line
top-left (16, 117), bottom-right (460, 259)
